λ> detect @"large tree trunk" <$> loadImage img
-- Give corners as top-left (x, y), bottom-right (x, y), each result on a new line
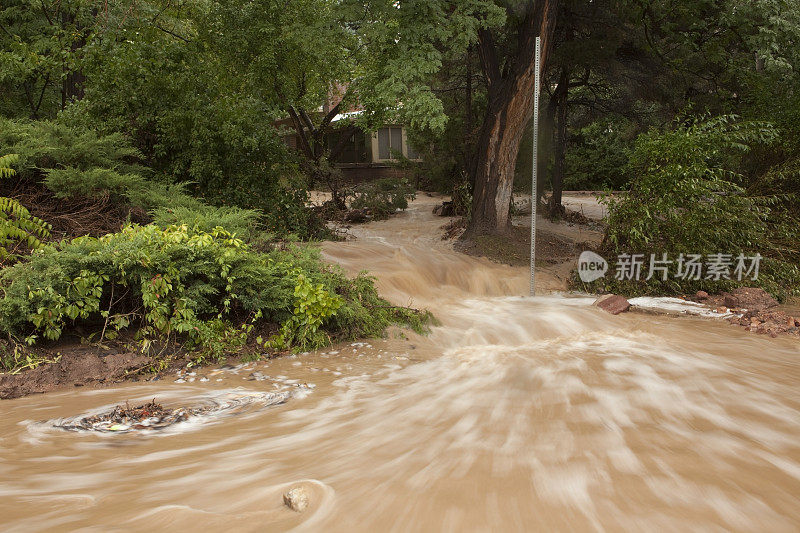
top-left (549, 92), bottom-right (567, 212)
top-left (467, 0), bottom-right (560, 236)
top-left (548, 68), bottom-right (570, 217)
top-left (469, 82), bottom-right (537, 233)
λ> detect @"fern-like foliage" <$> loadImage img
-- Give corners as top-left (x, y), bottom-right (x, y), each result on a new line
top-left (0, 154), bottom-right (51, 261)
top-left (0, 154), bottom-right (19, 179)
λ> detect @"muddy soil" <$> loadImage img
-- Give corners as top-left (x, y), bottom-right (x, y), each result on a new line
top-left (0, 341), bottom-right (152, 399)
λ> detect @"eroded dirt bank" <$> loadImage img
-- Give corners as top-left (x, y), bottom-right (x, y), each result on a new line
top-left (0, 194), bottom-right (799, 532)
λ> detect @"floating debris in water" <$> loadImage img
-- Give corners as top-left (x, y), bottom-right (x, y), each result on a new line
top-left (54, 391), bottom-right (292, 434)
top-left (56, 400), bottom-right (186, 433)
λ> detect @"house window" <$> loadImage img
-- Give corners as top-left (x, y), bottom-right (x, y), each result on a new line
top-left (377, 127), bottom-right (403, 160)
top-left (328, 130), bottom-right (368, 163)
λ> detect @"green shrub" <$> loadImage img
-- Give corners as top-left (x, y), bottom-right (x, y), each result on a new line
top-left (267, 271), bottom-right (344, 350)
top-left (44, 167), bottom-right (148, 200)
top-left (1, 118), bottom-right (323, 241)
top-left (0, 154), bottom-right (51, 262)
top-left (347, 178), bottom-right (416, 220)
top-left (0, 118), bottom-right (274, 241)
top-left (0, 224), bottom-right (430, 360)
top-left (580, 115), bottom-right (799, 300)
top-left (0, 118), bottom-right (143, 183)
top-left (261, 184), bottom-right (328, 240)
top-left (564, 119), bottom-right (634, 190)
top-left (450, 178), bottom-right (473, 219)
top-left (151, 205), bottom-right (263, 242)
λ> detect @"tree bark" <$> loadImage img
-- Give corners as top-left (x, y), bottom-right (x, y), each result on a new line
top-left (548, 67), bottom-right (570, 217)
top-left (467, 0), bottom-right (560, 236)
top-left (61, 11), bottom-right (87, 108)
top-left (286, 103), bottom-right (357, 209)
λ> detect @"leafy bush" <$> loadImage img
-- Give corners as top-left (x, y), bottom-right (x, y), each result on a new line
top-left (347, 178), bottom-right (416, 220)
top-left (0, 119), bottom-right (272, 240)
top-left (0, 154), bottom-right (51, 262)
top-left (1, 118), bottom-right (323, 241)
top-left (268, 271), bottom-right (344, 350)
top-left (564, 119), bottom-right (634, 190)
top-left (580, 115), bottom-right (800, 300)
top-left (44, 167), bottom-right (147, 201)
top-left (0, 224), bottom-right (430, 361)
top-left (0, 118), bottom-right (143, 182)
top-left (450, 177), bottom-right (473, 219)
top-left (151, 205), bottom-right (263, 242)
top-left (261, 184), bottom-right (328, 240)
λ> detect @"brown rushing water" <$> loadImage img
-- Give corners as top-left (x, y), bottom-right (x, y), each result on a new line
top-left (1, 196), bottom-right (799, 532)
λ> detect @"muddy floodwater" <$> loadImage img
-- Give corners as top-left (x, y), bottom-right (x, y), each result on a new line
top-left (1, 196), bottom-right (799, 531)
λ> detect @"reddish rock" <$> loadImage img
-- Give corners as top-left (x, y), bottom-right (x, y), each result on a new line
top-left (722, 293), bottom-right (739, 309)
top-left (695, 290), bottom-right (709, 300)
top-left (729, 287), bottom-right (778, 311)
top-left (593, 294), bottom-right (631, 315)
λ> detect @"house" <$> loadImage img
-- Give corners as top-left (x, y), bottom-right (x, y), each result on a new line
top-left (276, 89), bottom-right (422, 182)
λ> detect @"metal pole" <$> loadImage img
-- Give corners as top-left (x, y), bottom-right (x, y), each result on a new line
top-left (530, 36), bottom-right (541, 297)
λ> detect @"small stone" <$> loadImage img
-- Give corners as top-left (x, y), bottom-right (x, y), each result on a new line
top-left (722, 293), bottom-right (739, 309)
top-left (283, 487), bottom-right (309, 512)
top-left (593, 294), bottom-right (631, 315)
top-left (715, 306), bottom-right (727, 314)
top-left (695, 290), bottom-right (709, 300)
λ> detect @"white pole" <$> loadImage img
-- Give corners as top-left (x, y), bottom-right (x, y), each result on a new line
top-left (530, 36), bottom-right (541, 297)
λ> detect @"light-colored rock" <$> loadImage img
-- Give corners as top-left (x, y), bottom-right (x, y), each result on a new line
top-left (283, 487), bottom-right (309, 512)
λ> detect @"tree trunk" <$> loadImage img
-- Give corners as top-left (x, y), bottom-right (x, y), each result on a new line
top-left (548, 68), bottom-right (570, 217)
top-left (549, 94), bottom-right (567, 212)
top-left (287, 103), bottom-right (356, 210)
top-left (60, 11), bottom-right (86, 109)
top-left (469, 83), bottom-right (536, 234)
top-left (467, 0), bottom-right (560, 236)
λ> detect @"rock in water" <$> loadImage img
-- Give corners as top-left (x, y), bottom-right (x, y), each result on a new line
top-left (432, 201), bottom-right (455, 216)
top-left (283, 487), bottom-right (309, 512)
top-left (594, 294), bottom-right (631, 315)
